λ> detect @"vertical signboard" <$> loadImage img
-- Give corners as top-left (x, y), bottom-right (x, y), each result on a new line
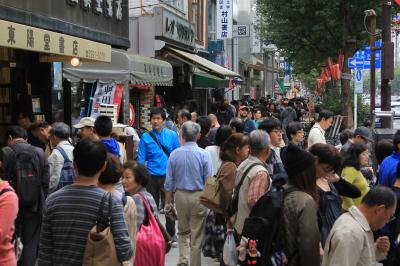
top-left (250, 4), bottom-right (260, 53)
top-left (217, 0), bottom-right (233, 39)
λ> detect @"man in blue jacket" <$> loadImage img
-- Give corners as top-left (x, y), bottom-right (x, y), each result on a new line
top-left (379, 130), bottom-right (400, 187)
top-left (138, 107), bottom-right (180, 242)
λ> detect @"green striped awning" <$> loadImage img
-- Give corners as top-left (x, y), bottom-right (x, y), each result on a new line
top-left (193, 71), bottom-right (230, 89)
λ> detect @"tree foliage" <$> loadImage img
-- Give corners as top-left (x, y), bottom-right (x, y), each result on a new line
top-left (256, 0), bottom-right (382, 127)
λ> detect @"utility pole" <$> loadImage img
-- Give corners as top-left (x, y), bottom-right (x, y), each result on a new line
top-left (365, 10), bottom-right (377, 128)
top-left (381, 0), bottom-right (395, 128)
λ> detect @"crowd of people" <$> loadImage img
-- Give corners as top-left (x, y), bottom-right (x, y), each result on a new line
top-left (0, 96), bottom-right (399, 266)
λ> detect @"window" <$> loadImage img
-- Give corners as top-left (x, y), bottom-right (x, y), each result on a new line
top-left (190, 0), bottom-right (204, 43)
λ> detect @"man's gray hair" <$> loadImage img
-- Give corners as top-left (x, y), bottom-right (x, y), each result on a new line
top-left (50, 122), bottom-right (71, 140)
top-left (249, 130), bottom-right (270, 154)
top-left (208, 114), bottom-right (217, 121)
top-left (181, 121), bottom-right (201, 141)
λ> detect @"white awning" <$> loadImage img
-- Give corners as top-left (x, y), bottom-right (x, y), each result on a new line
top-left (166, 47), bottom-right (241, 78)
top-left (63, 49), bottom-right (173, 86)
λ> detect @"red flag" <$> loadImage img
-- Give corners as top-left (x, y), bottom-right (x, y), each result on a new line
top-left (331, 64), bottom-right (342, 80)
top-left (326, 57), bottom-right (333, 76)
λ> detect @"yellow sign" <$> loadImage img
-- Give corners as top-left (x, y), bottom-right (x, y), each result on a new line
top-left (0, 19), bottom-right (111, 62)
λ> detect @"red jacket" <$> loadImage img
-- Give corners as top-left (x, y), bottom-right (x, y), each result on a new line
top-left (0, 181), bottom-right (18, 266)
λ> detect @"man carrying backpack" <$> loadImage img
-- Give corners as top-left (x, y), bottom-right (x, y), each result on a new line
top-left (2, 126), bottom-right (49, 266)
top-left (48, 123), bottom-right (74, 194)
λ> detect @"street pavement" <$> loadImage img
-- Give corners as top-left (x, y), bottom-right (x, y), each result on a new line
top-left (159, 214), bottom-right (220, 266)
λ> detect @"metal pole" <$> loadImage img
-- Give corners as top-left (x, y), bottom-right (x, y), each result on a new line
top-left (369, 11), bottom-right (377, 129)
top-left (354, 82), bottom-right (358, 127)
top-left (381, 0), bottom-right (393, 128)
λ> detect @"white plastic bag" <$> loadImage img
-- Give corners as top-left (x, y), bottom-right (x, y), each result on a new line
top-left (223, 230), bottom-right (238, 266)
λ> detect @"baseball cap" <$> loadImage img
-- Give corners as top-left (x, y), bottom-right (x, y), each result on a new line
top-left (73, 117), bottom-right (95, 129)
top-left (239, 105), bottom-right (249, 111)
top-left (354, 127), bottom-right (372, 142)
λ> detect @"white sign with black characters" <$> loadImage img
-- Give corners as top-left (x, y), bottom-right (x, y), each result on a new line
top-left (216, 0), bottom-right (233, 39)
top-left (232, 25), bottom-right (250, 38)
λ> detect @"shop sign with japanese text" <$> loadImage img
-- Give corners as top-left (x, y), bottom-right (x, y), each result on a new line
top-left (0, 0), bottom-right (129, 48)
top-left (0, 19), bottom-right (111, 62)
top-left (217, 0), bottom-right (233, 39)
top-left (154, 7), bottom-right (195, 49)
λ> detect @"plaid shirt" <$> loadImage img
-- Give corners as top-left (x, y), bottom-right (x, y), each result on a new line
top-left (247, 170), bottom-right (271, 207)
top-left (130, 188), bottom-right (158, 230)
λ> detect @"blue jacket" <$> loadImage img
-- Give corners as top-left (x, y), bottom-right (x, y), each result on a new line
top-left (137, 128), bottom-right (180, 176)
top-left (379, 152), bottom-right (400, 187)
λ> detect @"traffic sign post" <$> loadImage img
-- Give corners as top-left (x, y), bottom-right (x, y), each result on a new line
top-left (354, 69), bottom-right (363, 127)
top-left (347, 40), bottom-right (381, 70)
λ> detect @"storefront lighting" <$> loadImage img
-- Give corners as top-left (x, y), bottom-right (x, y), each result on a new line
top-left (70, 57), bottom-right (81, 67)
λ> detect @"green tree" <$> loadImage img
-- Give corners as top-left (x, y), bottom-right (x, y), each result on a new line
top-left (256, 0), bottom-right (381, 127)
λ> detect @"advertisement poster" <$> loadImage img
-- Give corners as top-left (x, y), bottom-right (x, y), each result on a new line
top-left (90, 82), bottom-right (124, 119)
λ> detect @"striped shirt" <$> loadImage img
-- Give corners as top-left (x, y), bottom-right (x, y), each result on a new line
top-left (38, 185), bottom-right (133, 266)
top-left (130, 188), bottom-right (158, 230)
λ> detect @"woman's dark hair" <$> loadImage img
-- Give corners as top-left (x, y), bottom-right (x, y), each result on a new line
top-left (178, 109), bottom-right (191, 121)
top-left (289, 165), bottom-right (318, 200)
top-left (229, 118), bottom-right (244, 133)
top-left (286, 122), bottom-right (304, 141)
top-left (197, 116), bottom-right (211, 135)
top-left (339, 129), bottom-right (353, 145)
top-left (341, 143), bottom-right (368, 171)
top-left (375, 139), bottom-right (394, 165)
top-left (150, 107), bottom-right (166, 120)
top-left (215, 125), bottom-right (232, 146)
top-left (220, 133), bottom-right (249, 162)
top-left (74, 138), bottom-right (107, 177)
top-left (258, 118), bottom-right (281, 134)
top-left (123, 161), bottom-right (151, 188)
top-left (0, 148), bottom-right (4, 177)
top-left (98, 153), bottom-right (123, 185)
top-left (309, 143), bottom-right (341, 173)
top-left (393, 130), bottom-right (400, 153)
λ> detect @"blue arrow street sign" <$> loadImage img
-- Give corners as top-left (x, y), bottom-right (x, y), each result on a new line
top-left (348, 58), bottom-right (356, 69)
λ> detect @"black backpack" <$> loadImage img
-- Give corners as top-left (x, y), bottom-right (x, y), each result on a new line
top-left (4, 145), bottom-right (42, 208)
top-left (241, 186), bottom-right (296, 266)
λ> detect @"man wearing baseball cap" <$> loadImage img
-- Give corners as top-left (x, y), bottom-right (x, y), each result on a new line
top-left (340, 126), bottom-right (372, 156)
top-left (73, 117), bottom-right (98, 139)
top-left (238, 105), bottom-right (256, 134)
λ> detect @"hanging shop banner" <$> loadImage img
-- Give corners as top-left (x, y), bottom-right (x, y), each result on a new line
top-left (216, 0), bottom-right (233, 39)
top-left (90, 83), bottom-right (124, 119)
top-left (0, 19), bottom-right (111, 62)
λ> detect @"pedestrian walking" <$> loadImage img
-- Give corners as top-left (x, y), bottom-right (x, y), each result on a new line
top-left (196, 116), bottom-right (212, 149)
top-left (48, 122), bottom-right (74, 193)
top-left (38, 138), bottom-right (133, 265)
top-left (307, 110), bottom-right (334, 147)
top-left (229, 117), bottom-right (245, 134)
top-left (207, 114), bottom-right (220, 144)
top-left (233, 130), bottom-right (271, 236)
top-left (322, 186), bottom-right (396, 266)
top-left (95, 115), bottom-right (127, 164)
top-left (341, 143), bottom-right (370, 210)
top-left (2, 126), bottom-right (49, 266)
top-left (137, 107), bottom-right (180, 243)
top-left (164, 121), bottom-right (213, 266)
top-left (281, 144), bottom-right (320, 266)
top-left (309, 144), bottom-right (361, 247)
top-left (379, 130), bottom-right (400, 187)
top-left (98, 155), bottom-right (137, 265)
top-left (205, 125), bottom-right (232, 174)
top-left (0, 149), bottom-right (19, 266)
top-left (340, 126), bottom-right (372, 156)
top-left (238, 106), bottom-right (256, 134)
top-left (73, 117), bottom-right (97, 139)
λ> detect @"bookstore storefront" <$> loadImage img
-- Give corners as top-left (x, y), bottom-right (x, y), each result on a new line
top-left (0, 0), bottom-right (128, 145)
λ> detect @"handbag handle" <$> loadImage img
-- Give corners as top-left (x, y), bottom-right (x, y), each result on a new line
top-left (96, 192), bottom-right (112, 232)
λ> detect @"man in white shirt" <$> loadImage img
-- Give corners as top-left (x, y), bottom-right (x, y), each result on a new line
top-left (307, 110), bottom-right (334, 148)
top-left (48, 122), bottom-right (74, 193)
top-left (322, 186), bottom-right (396, 266)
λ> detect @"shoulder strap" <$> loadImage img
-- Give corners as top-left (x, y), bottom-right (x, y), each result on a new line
top-left (0, 188), bottom-right (13, 196)
top-left (55, 146), bottom-right (71, 163)
top-left (147, 130), bottom-right (170, 157)
top-left (138, 192), bottom-right (153, 215)
top-left (236, 162), bottom-right (266, 194)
